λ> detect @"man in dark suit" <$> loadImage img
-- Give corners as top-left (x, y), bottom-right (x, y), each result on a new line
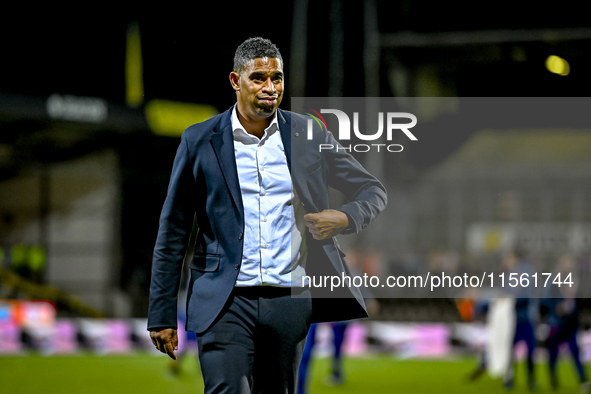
top-left (148, 37), bottom-right (387, 393)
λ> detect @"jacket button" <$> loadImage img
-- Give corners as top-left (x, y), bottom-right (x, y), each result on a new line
top-left (295, 132), bottom-right (299, 137)
top-left (362, 223), bottom-right (368, 229)
top-left (238, 233), bottom-right (243, 240)
top-left (235, 264), bottom-right (240, 270)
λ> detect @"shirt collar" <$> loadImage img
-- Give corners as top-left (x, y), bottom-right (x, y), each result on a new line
top-left (231, 104), bottom-right (279, 142)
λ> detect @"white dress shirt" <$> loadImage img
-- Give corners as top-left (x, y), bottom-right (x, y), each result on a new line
top-left (231, 105), bottom-right (307, 287)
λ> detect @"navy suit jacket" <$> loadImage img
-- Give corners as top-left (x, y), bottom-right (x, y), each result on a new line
top-left (147, 106), bottom-right (387, 334)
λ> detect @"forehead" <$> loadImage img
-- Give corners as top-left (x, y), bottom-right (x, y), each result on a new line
top-left (243, 57), bottom-right (283, 74)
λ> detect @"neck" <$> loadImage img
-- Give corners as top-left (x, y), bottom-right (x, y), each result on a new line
top-left (236, 104), bottom-right (273, 139)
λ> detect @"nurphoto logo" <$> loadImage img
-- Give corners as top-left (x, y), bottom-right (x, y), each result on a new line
top-left (303, 107), bottom-right (417, 153)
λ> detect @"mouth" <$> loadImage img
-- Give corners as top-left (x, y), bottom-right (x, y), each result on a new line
top-left (258, 96), bottom-right (278, 106)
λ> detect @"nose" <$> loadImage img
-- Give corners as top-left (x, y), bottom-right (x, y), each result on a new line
top-left (262, 78), bottom-right (276, 94)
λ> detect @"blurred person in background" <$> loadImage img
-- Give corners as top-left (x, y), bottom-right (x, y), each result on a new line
top-left (147, 37), bottom-right (387, 394)
top-left (298, 246), bottom-right (379, 394)
top-left (297, 301), bottom-right (378, 394)
top-left (465, 250), bottom-right (537, 390)
top-left (465, 296), bottom-right (516, 384)
top-left (542, 253), bottom-right (589, 393)
top-left (297, 322), bottom-right (349, 394)
top-left (463, 293), bottom-right (491, 381)
top-left (502, 249), bottom-right (538, 391)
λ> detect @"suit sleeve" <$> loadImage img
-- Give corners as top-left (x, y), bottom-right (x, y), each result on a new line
top-left (147, 135), bottom-right (195, 330)
top-left (323, 130), bottom-right (387, 235)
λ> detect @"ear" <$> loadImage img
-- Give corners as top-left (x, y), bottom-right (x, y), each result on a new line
top-left (229, 71), bottom-right (240, 91)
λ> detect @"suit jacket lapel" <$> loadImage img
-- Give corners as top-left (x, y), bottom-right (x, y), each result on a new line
top-left (279, 109), bottom-right (317, 212)
top-left (210, 108), bottom-right (244, 219)
top-left (278, 109), bottom-right (291, 172)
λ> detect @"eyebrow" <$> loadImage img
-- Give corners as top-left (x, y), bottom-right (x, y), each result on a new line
top-left (249, 71), bottom-right (284, 78)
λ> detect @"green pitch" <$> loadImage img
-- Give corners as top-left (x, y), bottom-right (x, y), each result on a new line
top-left (0, 354), bottom-right (587, 393)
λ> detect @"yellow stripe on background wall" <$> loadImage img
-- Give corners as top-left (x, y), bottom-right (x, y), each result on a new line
top-left (126, 22), bottom-right (144, 107)
top-left (145, 99), bottom-right (218, 137)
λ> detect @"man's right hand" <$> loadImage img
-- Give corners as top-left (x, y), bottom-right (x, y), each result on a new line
top-left (149, 328), bottom-right (178, 360)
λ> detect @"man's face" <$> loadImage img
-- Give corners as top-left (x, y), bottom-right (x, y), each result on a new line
top-left (230, 57), bottom-right (284, 119)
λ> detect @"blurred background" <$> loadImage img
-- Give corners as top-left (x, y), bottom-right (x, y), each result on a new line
top-left (2, 1), bottom-right (591, 393)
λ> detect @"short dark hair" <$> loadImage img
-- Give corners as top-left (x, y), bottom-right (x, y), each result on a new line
top-left (233, 37), bottom-right (283, 74)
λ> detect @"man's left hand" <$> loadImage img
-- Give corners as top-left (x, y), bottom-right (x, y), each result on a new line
top-left (304, 209), bottom-right (349, 240)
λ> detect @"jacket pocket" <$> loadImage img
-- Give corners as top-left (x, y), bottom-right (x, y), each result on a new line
top-left (189, 254), bottom-right (220, 272)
